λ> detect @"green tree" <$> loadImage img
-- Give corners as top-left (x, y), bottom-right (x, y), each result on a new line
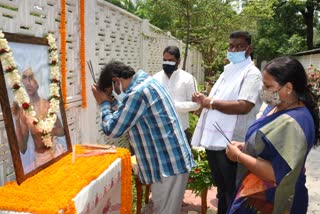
top-left (109, 0), bottom-right (260, 77)
top-left (251, 0), bottom-right (320, 61)
top-left (105, 0), bottom-right (137, 13)
top-left (287, 0), bottom-right (320, 49)
top-left (170, 0), bottom-right (203, 70)
top-left (105, 0), bottom-right (320, 79)
top-left (189, 0), bottom-right (241, 77)
top-left (254, 18), bottom-right (306, 63)
top-left (134, 0), bottom-right (174, 31)
top-left (239, 0), bottom-right (316, 63)
top-left (135, 0), bottom-right (194, 70)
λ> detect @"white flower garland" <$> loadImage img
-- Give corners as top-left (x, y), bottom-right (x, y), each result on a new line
top-left (0, 31), bottom-right (61, 148)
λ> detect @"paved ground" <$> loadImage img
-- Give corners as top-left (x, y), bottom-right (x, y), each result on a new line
top-left (141, 147), bottom-right (320, 214)
top-left (181, 188), bottom-right (217, 214)
top-left (141, 188), bottom-right (218, 214)
top-left (305, 147), bottom-right (320, 214)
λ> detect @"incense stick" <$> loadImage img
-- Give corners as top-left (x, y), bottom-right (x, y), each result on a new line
top-left (87, 60), bottom-right (96, 83)
top-left (212, 121), bottom-right (231, 144)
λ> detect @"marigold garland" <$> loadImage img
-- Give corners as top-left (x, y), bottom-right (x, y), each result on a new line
top-left (59, 0), bottom-right (67, 108)
top-left (79, 0), bottom-right (87, 108)
top-left (119, 148), bottom-right (132, 213)
top-left (0, 146), bottom-right (132, 213)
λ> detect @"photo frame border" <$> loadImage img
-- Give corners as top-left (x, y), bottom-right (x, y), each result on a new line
top-left (0, 32), bottom-right (72, 184)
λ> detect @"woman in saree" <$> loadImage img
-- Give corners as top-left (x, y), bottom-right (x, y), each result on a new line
top-left (226, 56), bottom-right (319, 214)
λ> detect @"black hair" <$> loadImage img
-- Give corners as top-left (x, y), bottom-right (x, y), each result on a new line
top-left (163, 46), bottom-right (180, 60)
top-left (264, 56), bottom-right (319, 145)
top-left (230, 31), bottom-right (252, 45)
top-left (97, 60), bottom-right (135, 90)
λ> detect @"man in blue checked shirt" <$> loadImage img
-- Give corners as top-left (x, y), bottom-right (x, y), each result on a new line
top-left (91, 60), bottom-right (195, 214)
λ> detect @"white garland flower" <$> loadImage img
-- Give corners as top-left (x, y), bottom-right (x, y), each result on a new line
top-left (50, 66), bottom-right (60, 78)
top-left (49, 99), bottom-right (60, 112)
top-left (6, 70), bottom-right (21, 88)
top-left (13, 88), bottom-right (29, 104)
top-left (50, 84), bottom-right (60, 96)
top-left (0, 31), bottom-right (61, 148)
top-left (0, 38), bottom-right (9, 48)
top-left (42, 135), bottom-right (53, 148)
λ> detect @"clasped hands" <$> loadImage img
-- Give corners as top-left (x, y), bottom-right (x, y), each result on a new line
top-left (91, 84), bottom-right (113, 105)
top-left (192, 92), bottom-right (211, 109)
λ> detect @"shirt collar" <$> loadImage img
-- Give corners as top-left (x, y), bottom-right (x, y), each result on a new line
top-left (125, 69), bottom-right (148, 92)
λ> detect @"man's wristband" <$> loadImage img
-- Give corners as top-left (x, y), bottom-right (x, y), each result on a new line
top-left (210, 99), bottom-right (214, 109)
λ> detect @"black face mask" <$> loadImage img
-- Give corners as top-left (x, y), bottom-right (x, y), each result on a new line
top-left (163, 64), bottom-right (177, 76)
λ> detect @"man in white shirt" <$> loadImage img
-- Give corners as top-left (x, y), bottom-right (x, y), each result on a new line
top-left (154, 46), bottom-right (200, 143)
top-left (191, 31), bottom-right (262, 214)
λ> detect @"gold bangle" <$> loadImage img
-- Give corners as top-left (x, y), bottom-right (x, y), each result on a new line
top-left (236, 151), bottom-right (242, 163)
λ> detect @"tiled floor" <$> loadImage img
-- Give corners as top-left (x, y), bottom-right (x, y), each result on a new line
top-left (181, 188), bottom-right (218, 214)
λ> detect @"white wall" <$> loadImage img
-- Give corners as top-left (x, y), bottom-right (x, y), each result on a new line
top-left (0, 0), bottom-right (203, 184)
top-left (262, 53), bottom-right (320, 71)
top-left (294, 53), bottom-right (320, 69)
top-left (84, 0), bottom-right (204, 144)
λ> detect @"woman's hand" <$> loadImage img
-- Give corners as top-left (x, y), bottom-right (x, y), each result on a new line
top-left (227, 141), bottom-right (276, 182)
top-left (232, 141), bottom-right (245, 151)
top-left (226, 141), bottom-right (243, 162)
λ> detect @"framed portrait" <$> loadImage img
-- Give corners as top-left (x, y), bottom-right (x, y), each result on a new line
top-left (0, 32), bottom-right (72, 184)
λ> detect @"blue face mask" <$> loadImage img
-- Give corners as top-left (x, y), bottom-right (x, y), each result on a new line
top-left (112, 81), bottom-right (126, 102)
top-left (227, 50), bottom-right (247, 64)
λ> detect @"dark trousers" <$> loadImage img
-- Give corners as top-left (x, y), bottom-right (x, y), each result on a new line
top-left (184, 129), bottom-right (192, 147)
top-left (206, 149), bottom-right (237, 214)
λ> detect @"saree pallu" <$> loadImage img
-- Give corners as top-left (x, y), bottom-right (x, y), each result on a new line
top-left (229, 106), bottom-right (315, 214)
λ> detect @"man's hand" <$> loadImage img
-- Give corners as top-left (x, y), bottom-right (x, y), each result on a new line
top-left (192, 92), bottom-right (206, 104)
top-left (91, 84), bottom-right (112, 105)
top-left (11, 101), bottom-right (21, 120)
top-left (192, 92), bottom-right (213, 109)
top-left (11, 101), bottom-right (29, 123)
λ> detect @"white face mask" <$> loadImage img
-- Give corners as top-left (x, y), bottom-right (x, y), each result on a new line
top-left (226, 47), bottom-right (249, 64)
top-left (112, 81), bottom-right (126, 102)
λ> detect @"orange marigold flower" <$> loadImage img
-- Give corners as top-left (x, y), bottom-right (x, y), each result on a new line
top-left (0, 146), bottom-right (132, 213)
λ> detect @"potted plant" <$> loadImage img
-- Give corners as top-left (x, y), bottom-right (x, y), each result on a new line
top-left (187, 148), bottom-right (216, 196)
top-left (187, 112), bottom-right (216, 196)
top-left (307, 64), bottom-right (320, 103)
top-left (307, 64), bottom-right (320, 138)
